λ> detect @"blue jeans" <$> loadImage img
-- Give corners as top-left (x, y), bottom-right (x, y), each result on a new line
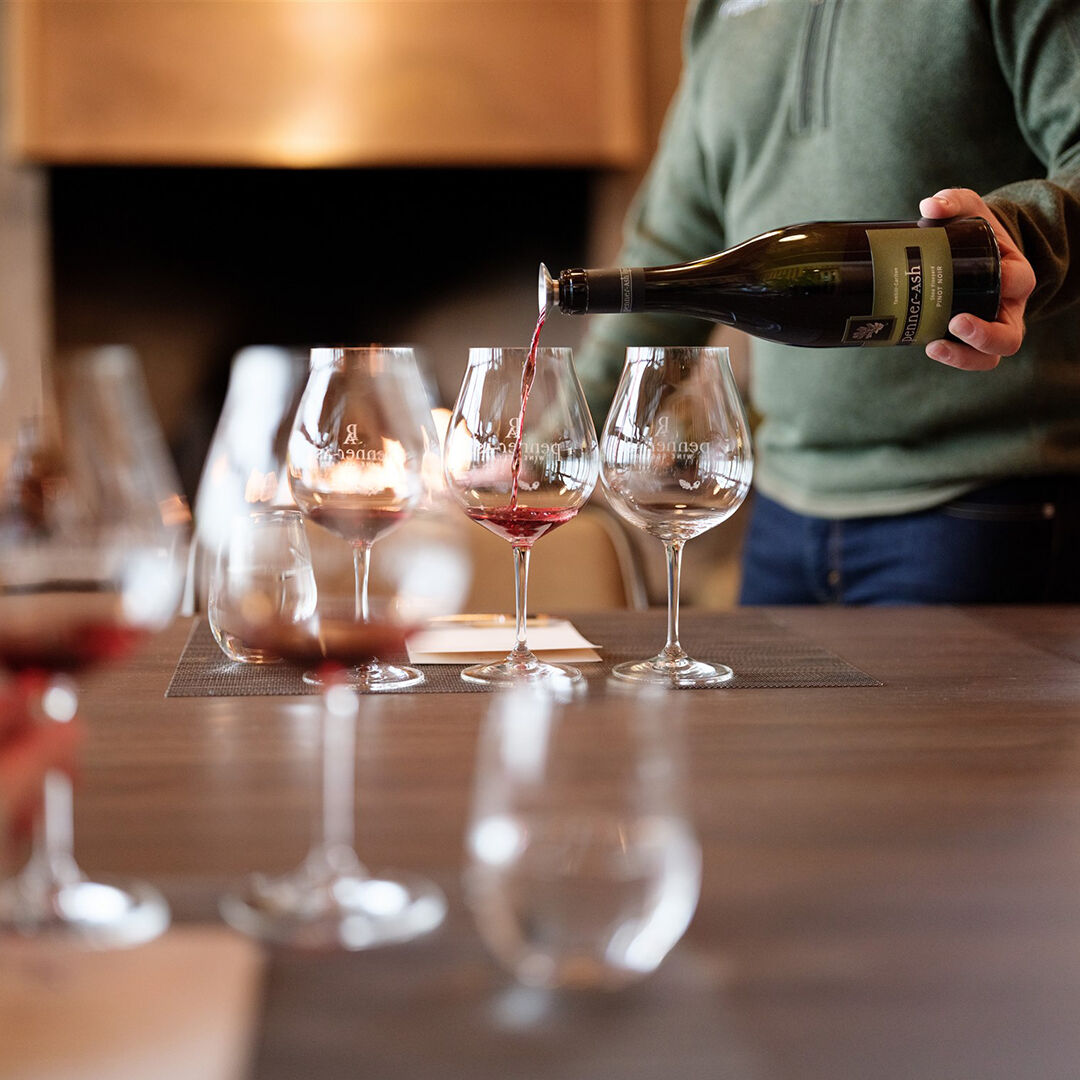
top-left (739, 476), bottom-right (1080, 605)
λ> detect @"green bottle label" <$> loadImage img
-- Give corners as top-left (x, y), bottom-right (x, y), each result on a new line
top-left (842, 227), bottom-right (953, 346)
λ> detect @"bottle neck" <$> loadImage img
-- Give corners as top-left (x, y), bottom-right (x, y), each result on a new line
top-left (558, 267), bottom-right (646, 314)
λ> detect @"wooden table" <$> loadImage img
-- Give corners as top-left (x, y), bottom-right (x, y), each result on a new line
top-left (69, 607), bottom-right (1080, 1080)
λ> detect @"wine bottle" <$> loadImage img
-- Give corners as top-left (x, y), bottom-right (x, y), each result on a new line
top-left (540, 217), bottom-right (1001, 348)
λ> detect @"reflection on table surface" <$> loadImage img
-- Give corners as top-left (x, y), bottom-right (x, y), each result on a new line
top-left (20, 606), bottom-right (1080, 1080)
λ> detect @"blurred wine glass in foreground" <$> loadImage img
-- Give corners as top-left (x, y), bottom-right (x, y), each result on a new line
top-left (601, 347), bottom-right (752, 687)
top-left (443, 346), bottom-right (598, 685)
top-left (217, 591), bottom-right (449, 950)
top-left (0, 346), bottom-right (189, 946)
top-left (465, 682), bottom-right (701, 990)
top-left (287, 346), bottom-right (432, 690)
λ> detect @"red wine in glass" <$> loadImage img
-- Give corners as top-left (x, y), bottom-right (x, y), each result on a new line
top-left (444, 341), bottom-right (599, 685)
top-left (302, 502), bottom-right (412, 548)
top-left (0, 588), bottom-right (146, 674)
top-left (286, 346), bottom-right (433, 691)
top-left (0, 344), bottom-right (189, 948)
top-left (464, 504), bottom-right (579, 545)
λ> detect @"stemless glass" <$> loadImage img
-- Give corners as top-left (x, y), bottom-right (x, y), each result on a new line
top-left (601, 347), bottom-right (752, 687)
top-left (443, 346), bottom-right (599, 684)
top-left (0, 346), bottom-right (189, 946)
top-left (207, 509), bottom-right (317, 664)
top-left (465, 682), bottom-right (702, 990)
top-left (287, 346), bottom-right (432, 690)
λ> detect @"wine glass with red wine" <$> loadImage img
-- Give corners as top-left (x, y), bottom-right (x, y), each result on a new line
top-left (0, 346), bottom-right (189, 946)
top-left (287, 346), bottom-right (433, 690)
top-left (217, 582), bottom-right (448, 949)
top-left (443, 346), bottom-right (599, 684)
top-left (600, 347), bottom-right (752, 687)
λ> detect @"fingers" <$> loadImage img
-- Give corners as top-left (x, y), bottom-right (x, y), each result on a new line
top-left (999, 243), bottom-right (1037, 302)
top-left (918, 192), bottom-right (958, 219)
top-left (919, 188), bottom-right (997, 231)
top-left (925, 336), bottom-right (1001, 370)
top-left (920, 188), bottom-right (1024, 265)
top-left (919, 188), bottom-right (985, 220)
top-left (919, 187), bottom-right (1035, 369)
top-left (925, 300), bottom-right (1027, 369)
top-left (952, 299), bottom-right (1025, 354)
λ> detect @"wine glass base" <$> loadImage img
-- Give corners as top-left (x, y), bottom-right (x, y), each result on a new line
top-left (302, 663), bottom-right (425, 692)
top-left (611, 656), bottom-right (734, 688)
top-left (0, 874), bottom-right (171, 948)
top-left (219, 868), bottom-right (447, 950)
top-left (461, 658), bottom-right (583, 687)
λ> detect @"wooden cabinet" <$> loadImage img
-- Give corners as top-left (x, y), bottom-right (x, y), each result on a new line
top-left (5, 0), bottom-right (666, 167)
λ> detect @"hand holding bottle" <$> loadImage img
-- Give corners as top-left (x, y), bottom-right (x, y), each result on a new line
top-left (545, 216), bottom-right (1000, 350)
top-left (920, 188), bottom-right (1036, 371)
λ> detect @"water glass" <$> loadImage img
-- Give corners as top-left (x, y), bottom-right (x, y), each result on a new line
top-left (208, 509), bottom-right (317, 663)
top-left (465, 683), bottom-right (701, 990)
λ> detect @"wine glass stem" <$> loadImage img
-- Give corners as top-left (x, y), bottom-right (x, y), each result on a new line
top-left (353, 542), bottom-right (372, 623)
top-left (27, 771), bottom-right (81, 888)
top-left (511, 544), bottom-right (533, 660)
top-left (663, 540), bottom-right (688, 662)
top-left (28, 678), bottom-right (82, 888)
top-left (319, 688), bottom-right (358, 856)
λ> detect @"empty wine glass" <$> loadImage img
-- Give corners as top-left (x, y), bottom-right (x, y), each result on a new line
top-left (465, 681), bottom-right (701, 990)
top-left (0, 346), bottom-right (189, 946)
top-left (207, 509), bottom-right (317, 663)
top-left (287, 346), bottom-right (432, 690)
top-left (443, 346), bottom-right (599, 684)
top-left (601, 347), bottom-right (752, 687)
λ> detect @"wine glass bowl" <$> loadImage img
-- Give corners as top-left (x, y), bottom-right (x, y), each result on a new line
top-left (0, 346), bottom-right (189, 947)
top-left (443, 345), bottom-right (599, 684)
top-left (287, 346), bottom-right (434, 690)
top-left (601, 346), bottom-right (752, 686)
top-left (465, 682), bottom-right (702, 990)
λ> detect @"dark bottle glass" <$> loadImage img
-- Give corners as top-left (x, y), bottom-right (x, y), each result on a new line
top-left (541, 217), bottom-right (1001, 347)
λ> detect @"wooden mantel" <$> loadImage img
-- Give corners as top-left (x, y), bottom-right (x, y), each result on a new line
top-left (5, 0), bottom-right (654, 168)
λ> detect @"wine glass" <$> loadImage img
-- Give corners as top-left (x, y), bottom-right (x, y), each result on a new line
top-left (217, 604), bottom-right (448, 949)
top-left (465, 681), bottom-right (701, 990)
top-left (286, 346), bottom-right (432, 690)
top-left (0, 346), bottom-right (189, 946)
top-left (207, 509), bottom-right (317, 663)
top-left (443, 346), bottom-right (599, 684)
top-left (600, 346), bottom-right (752, 687)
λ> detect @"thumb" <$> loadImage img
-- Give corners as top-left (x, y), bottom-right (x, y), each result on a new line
top-left (919, 188), bottom-right (984, 219)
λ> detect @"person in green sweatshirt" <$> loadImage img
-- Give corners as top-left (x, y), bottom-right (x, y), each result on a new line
top-left (573, 0), bottom-right (1080, 603)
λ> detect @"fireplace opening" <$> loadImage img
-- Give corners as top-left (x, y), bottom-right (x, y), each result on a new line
top-left (49, 165), bottom-right (593, 498)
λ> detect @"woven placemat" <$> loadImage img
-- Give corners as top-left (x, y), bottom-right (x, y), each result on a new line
top-left (166, 611), bottom-right (881, 697)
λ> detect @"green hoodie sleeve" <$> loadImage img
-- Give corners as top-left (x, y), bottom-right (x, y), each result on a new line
top-left (982, 0), bottom-right (1080, 320)
top-left (575, 2), bottom-right (726, 424)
